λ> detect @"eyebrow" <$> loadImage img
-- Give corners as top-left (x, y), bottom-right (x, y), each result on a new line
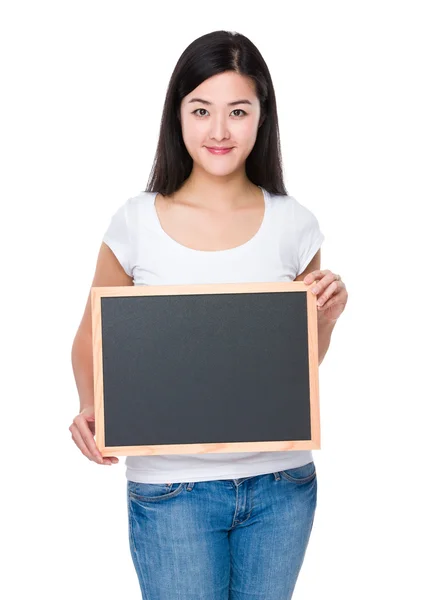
top-left (187, 97), bottom-right (253, 107)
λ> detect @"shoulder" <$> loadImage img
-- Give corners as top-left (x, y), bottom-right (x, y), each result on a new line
top-left (268, 192), bottom-right (320, 228)
top-left (267, 191), bottom-right (293, 219)
top-left (124, 191), bottom-right (155, 208)
top-left (104, 192), bottom-right (156, 237)
top-left (118, 191), bottom-right (156, 220)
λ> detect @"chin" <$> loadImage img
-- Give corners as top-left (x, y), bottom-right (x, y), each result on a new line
top-left (202, 168), bottom-right (236, 178)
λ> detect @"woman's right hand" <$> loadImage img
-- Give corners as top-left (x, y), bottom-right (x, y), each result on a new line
top-left (69, 406), bottom-right (119, 466)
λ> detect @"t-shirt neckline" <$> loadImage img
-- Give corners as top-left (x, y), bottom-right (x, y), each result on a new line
top-left (151, 186), bottom-right (270, 255)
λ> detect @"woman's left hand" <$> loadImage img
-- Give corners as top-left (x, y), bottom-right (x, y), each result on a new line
top-left (304, 270), bottom-right (348, 323)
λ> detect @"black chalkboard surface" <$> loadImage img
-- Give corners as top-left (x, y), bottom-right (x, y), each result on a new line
top-left (91, 282), bottom-right (320, 457)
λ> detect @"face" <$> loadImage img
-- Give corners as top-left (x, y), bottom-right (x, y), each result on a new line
top-left (179, 71), bottom-right (262, 177)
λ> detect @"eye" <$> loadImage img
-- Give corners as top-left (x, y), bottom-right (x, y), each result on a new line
top-left (191, 108), bottom-right (247, 118)
top-left (192, 108), bottom-right (209, 117)
top-left (232, 109), bottom-right (247, 117)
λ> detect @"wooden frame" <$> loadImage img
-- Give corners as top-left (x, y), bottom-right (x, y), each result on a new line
top-left (91, 281), bottom-right (321, 457)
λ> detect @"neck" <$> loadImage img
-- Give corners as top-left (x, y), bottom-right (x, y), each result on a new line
top-left (179, 168), bottom-right (258, 211)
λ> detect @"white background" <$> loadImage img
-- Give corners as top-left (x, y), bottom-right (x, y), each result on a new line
top-left (1, 1), bottom-right (435, 598)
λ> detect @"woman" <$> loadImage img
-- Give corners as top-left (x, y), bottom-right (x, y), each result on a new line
top-left (70, 30), bottom-right (348, 599)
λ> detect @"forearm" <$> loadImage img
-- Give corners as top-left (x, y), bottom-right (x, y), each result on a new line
top-left (71, 331), bottom-right (95, 411)
top-left (318, 312), bottom-right (337, 365)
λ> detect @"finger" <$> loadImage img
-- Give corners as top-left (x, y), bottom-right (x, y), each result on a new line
top-left (304, 269), bottom-right (328, 284)
top-left (309, 271), bottom-right (337, 296)
top-left (87, 420), bottom-right (96, 436)
top-left (101, 457), bottom-right (115, 465)
top-left (70, 424), bottom-right (116, 465)
top-left (70, 422), bottom-right (101, 463)
top-left (316, 281), bottom-right (343, 307)
top-left (72, 415), bottom-right (104, 463)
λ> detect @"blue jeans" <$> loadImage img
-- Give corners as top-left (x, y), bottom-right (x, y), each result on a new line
top-left (127, 461), bottom-right (317, 599)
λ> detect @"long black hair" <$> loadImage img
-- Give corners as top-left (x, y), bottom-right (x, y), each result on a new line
top-left (143, 30), bottom-right (288, 197)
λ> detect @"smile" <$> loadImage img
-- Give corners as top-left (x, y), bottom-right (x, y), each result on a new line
top-left (205, 147), bottom-right (234, 155)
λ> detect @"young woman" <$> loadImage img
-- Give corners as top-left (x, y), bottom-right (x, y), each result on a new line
top-left (70, 30), bottom-right (348, 600)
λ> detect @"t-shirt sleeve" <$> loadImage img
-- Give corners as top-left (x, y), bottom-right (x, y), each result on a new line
top-left (102, 199), bottom-right (133, 277)
top-left (293, 198), bottom-right (325, 276)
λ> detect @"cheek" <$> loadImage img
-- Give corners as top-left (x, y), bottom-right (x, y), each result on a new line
top-left (236, 119), bottom-right (259, 144)
top-left (181, 121), bottom-right (206, 149)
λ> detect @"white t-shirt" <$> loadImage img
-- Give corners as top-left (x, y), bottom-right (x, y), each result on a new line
top-left (102, 186), bottom-right (325, 483)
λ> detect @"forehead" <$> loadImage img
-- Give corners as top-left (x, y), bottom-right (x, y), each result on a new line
top-left (182, 71), bottom-right (257, 105)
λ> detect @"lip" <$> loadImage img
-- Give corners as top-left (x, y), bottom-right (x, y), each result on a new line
top-left (205, 146), bottom-right (234, 154)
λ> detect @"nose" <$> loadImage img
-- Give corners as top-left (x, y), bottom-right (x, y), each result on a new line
top-left (208, 114), bottom-right (230, 142)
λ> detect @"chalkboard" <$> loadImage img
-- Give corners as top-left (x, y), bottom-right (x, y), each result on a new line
top-left (91, 282), bottom-right (321, 457)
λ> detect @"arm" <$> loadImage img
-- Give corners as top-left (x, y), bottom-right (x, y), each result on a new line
top-left (71, 242), bottom-right (134, 410)
top-left (294, 249), bottom-right (336, 365)
top-left (69, 242), bottom-right (134, 466)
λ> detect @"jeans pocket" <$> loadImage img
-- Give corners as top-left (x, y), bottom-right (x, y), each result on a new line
top-left (127, 480), bottom-right (185, 503)
top-left (280, 461), bottom-right (316, 484)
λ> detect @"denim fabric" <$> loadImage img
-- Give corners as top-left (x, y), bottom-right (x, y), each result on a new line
top-left (127, 461), bottom-right (317, 599)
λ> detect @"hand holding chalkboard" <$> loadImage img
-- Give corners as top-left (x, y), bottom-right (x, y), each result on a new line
top-left (69, 406), bottom-right (119, 466)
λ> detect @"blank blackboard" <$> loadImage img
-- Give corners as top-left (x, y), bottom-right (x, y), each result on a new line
top-left (91, 282), bottom-right (321, 457)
